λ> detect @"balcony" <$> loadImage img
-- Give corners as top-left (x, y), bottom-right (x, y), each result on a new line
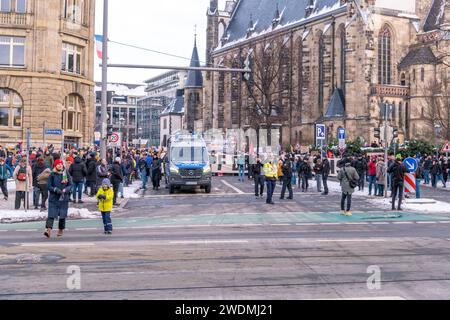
top-left (0, 12), bottom-right (33, 28)
top-left (370, 84), bottom-right (410, 97)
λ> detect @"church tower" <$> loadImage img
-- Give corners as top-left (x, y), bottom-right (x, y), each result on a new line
top-left (184, 37), bottom-right (204, 133)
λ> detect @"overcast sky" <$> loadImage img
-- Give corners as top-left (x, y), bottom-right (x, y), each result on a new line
top-left (94, 0), bottom-right (227, 85)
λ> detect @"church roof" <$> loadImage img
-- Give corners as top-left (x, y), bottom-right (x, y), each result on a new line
top-left (324, 88), bottom-right (345, 119)
top-left (398, 46), bottom-right (437, 69)
top-left (423, 0), bottom-right (446, 32)
top-left (222, 0), bottom-right (343, 46)
top-left (185, 39), bottom-right (203, 88)
top-left (162, 89), bottom-right (184, 115)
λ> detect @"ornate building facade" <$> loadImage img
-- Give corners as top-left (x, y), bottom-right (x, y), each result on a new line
top-left (0, 0), bottom-right (95, 149)
top-left (198, 0), bottom-right (450, 148)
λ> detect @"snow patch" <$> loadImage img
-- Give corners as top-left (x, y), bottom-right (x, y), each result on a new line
top-left (0, 208), bottom-right (98, 224)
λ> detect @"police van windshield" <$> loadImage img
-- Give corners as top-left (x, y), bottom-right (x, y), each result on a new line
top-left (171, 147), bottom-right (208, 163)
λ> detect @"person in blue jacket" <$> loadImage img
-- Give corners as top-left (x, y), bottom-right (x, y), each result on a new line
top-left (0, 157), bottom-right (13, 200)
top-left (44, 159), bottom-right (73, 238)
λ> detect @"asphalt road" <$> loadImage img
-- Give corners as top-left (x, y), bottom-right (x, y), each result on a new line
top-left (1, 176), bottom-right (450, 300)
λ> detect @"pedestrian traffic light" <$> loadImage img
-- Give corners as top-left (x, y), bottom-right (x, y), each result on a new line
top-left (107, 124), bottom-right (113, 137)
top-left (374, 128), bottom-right (381, 139)
top-left (393, 128), bottom-right (399, 139)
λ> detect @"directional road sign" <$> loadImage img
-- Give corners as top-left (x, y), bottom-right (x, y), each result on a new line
top-left (338, 128), bottom-right (346, 149)
top-left (403, 157), bottom-right (418, 173)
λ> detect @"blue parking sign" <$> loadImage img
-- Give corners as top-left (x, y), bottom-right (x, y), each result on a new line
top-left (316, 124), bottom-right (326, 140)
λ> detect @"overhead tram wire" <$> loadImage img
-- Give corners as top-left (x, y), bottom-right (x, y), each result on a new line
top-left (107, 39), bottom-right (225, 69)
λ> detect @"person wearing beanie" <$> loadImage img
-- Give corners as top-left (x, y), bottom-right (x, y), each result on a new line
top-left (44, 159), bottom-right (72, 238)
top-left (387, 156), bottom-right (409, 211)
top-left (0, 157), bottom-right (13, 201)
top-left (96, 178), bottom-right (114, 235)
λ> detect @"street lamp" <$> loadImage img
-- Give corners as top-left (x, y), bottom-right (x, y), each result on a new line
top-left (138, 127), bottom-right (143, 148)
top-left (435, 123), bottom-right (442, 158)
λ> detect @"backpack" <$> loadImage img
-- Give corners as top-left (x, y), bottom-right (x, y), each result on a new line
top-left (343, 168), bottom-right (358, 189)
top-left (17, 166), bottom-right (27, 182)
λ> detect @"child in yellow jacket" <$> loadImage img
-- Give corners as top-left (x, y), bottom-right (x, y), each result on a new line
top-left (97, 178), bottom-right (114, 235)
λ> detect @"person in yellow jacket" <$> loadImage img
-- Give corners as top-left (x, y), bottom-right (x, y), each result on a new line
top-left (264, 160), bottom-right (278, 205)
top-left (96, 178), bottom-right (114, 235)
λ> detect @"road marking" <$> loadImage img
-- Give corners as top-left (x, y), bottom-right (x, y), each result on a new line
top-left (296, 223), bottom-right (318, 226)
top-left (345, 222), bottom-right (369, 225)
top-left (16, 229), bottom-right (38, 232)
top-left (416, 221), bottom-right (437, 224)
top-left (75, 228), bottom-right (98, 231)
top-left (320, 223), bottom-right (342, 225)
top-left (0, 230), bottom-right (8, 232)
top-left (169, 240), bottom-right (249, 245)
top-left (18, 243), bottom-right (96, 247)
top-left (371, 222), bottom-right (391, 225)
top-left (221, 180), bottom-right (245, 194)
top-left (271, 224), bottom-right (291, 226)
top-left (438, 221), bottom-right (450, 224)
top-left (392, 222), bottom-right (414, 224)
top-left (316, 239), bottom-right (387, 243)
top-left (311, 296), bottom-right (405, 300)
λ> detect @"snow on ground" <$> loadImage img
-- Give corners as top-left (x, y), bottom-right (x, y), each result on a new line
top-left (0, 208), bottom-right (98, 224)
top-left (122, 181), bottom-right (141, 199)
top-left (327, 180), bottom-right (450, 214)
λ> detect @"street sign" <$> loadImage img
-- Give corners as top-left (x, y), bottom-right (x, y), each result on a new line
top-left (45, 129), bottom-right (63, 135)
top-left (108, 132), bottom-right (122, 147)
top-left (403, 157), bottom-right (418, 173)
top-left (316, 124), bottom-right (326, 140)
top-left (442, 140), bottom-right (450, 153)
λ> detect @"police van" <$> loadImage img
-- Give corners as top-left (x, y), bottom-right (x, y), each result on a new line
top-left (167, 134), bottom-right (212, 194)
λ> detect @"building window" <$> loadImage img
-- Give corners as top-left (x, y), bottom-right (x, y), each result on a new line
top-left (62, 94), bottom-right (83, 132)
top-left (400, 73), bottom-right (406, 86)
top-left (16, 0), bottom-right (26, 13)
top-left (61, 42), bottom-right (82, 75)
top-left (378, 25), bottom-right (392, 85)
top-left (63, 0), bottom-right (86, 25)
top-left (421, 68), bottom-right (425, 82)
top-left (412, 69), bottom-right (416, 81)
top-left (0, 36), bottom-right (25, 67)
top-left (0, 0), bottom-right (10, 12)
top-left (0, 88), bottom-right (22, 128)
top-left (163, 118), bottom-right (167, 130)
top-left (339, 25), bottom-right (346, 90)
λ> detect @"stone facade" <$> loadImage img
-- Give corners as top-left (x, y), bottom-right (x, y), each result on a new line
top-left (0, 0), bottom-right (95, 149)
top-left (197, 0), bottom-right (450, 148)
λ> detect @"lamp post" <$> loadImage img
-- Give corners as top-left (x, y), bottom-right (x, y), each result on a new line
top-left (138, 127), bottom-right (143, 149)
top-left (435, 123), bottom-right (442, 159)
top-left (100, 0), bottom-right (109, 160)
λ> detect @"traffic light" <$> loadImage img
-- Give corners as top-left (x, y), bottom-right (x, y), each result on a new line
top-left (374, 128), bottom-right (381, 139)
top-left (107, 124), bottom-right (113, 138)
top-left (392, 127), bottom-right (399, 139)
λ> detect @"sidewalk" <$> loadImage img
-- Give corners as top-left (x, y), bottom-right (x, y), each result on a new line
top-left (0, 180), bottom-right (141, 223)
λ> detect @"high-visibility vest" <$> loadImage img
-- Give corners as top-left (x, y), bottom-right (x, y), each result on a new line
top-left (263, 163), bottom-right (277, 179)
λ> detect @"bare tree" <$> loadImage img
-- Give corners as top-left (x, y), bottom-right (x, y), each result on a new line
top-left (244, 38), bottom-right (290, 148)
top-left (422, 77), bottom-right (450, 141)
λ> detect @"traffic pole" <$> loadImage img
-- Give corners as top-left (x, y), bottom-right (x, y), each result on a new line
top-left (25, 128), bottom-right (30, 212)
top-left (100, 0), bottom-right (109, 160)
top-left (383, 102), bottom-right (389, 199)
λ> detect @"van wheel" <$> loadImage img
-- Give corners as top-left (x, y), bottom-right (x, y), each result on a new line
top-left (169, 186), bottom-right (175, 194)
top-left (205, 185), bottom-right (211, 194)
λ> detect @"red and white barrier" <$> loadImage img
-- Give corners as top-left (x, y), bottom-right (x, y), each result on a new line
top-left (404, 173), bottom-right (416, 193)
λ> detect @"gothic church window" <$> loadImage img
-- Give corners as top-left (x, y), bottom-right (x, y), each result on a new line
top-left (378, 25), bottom-right (392, 85)
top-left (339, 25), bottom-right (346, 89)
top-left (318, 32), bottom-right (325, 113)
top-left (421, 68), bottom-right (425, 82)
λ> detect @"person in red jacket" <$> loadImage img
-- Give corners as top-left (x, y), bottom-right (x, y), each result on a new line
top-left (368, 157), bottom-right (377, 196)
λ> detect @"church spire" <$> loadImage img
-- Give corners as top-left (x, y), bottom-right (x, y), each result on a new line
top-left (185, 34), bottom-right (203, 88)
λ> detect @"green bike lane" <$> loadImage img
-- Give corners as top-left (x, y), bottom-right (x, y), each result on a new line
top-left (1, 210), bottom-right (450, 231)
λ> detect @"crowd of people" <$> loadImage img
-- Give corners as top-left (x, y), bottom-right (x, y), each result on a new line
top-left (0, 141), bottom-right (449, 237)
top-left (239, 151), bottom-right (449, 215)
top-left (0, 143), bottom-right (169, 238)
